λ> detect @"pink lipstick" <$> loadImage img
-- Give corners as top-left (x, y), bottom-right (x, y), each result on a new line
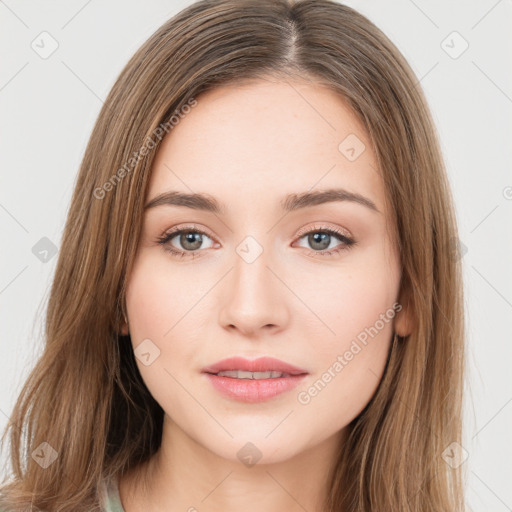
top-left (201, 356), bottom-right (308, 403)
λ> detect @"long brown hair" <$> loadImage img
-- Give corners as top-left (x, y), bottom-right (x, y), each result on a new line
top-left (0, 0), bottom-right (466, 510)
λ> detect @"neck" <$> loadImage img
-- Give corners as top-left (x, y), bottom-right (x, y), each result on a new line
top-left (119, 414), bottom-right (345, 512)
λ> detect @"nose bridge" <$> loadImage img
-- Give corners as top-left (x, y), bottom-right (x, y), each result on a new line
top-left (232, 233), bottom-right (276, 308)
top-left (234, 234), bottom-right (270, 297)
top-left (218, 232), bottom-right (288, 333)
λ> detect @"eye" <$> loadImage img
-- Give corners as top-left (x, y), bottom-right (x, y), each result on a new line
top-left (156, 223), bottom-right (357, 259)
top-left (294, 225), bottom-right (356, 257)
top-left (156, 225), bottom-right (215, 259)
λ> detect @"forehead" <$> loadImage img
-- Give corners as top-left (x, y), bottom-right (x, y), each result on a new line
top-left (146, 79), bottom-right (387, 218)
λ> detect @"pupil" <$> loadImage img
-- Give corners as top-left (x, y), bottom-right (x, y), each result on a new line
top-left (309, 232), bottom-right (330, 250)
top-left (181, 232), bottom-right (202, 250)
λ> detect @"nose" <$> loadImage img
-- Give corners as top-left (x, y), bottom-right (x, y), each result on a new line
top-left (217, 243), bottom-right (290, 337)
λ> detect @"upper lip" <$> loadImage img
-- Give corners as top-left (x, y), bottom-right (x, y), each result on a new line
top-left (201, 356), bottom-right (308, 376)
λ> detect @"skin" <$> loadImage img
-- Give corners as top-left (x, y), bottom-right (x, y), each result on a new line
top-left (118, 77), bottom-right (413, 512)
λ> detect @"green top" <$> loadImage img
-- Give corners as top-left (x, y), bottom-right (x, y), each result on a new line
top-left (100, 475), bottom-right (126, 512)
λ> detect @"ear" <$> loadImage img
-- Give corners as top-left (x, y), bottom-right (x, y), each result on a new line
top-left (119, 311), bottom-right (129, 336)
top-left (394, 282), bottom-right (416, 337)
top-left (120, 321), bottom-right (129, 336)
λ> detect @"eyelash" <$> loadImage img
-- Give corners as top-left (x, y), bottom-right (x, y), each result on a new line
top-left (156, 224), bottom-right (357, 260)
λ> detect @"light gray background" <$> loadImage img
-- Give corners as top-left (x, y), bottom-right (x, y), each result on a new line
top-left (1, 1), bottom-right (511, 510)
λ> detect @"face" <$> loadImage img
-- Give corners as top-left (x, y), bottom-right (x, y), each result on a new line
top-left (123, 78), bottom-right (410, 464)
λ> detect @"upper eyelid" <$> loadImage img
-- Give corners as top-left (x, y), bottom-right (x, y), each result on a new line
top-left (162, 223), bottom-right (349, 236)
top-left (163, 224), bottom-right (217, 241)
top-left (295, 222), bottom-right (352, 239)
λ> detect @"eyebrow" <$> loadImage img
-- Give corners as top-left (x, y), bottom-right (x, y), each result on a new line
top-left (144, 188), bottom-right (380, 214)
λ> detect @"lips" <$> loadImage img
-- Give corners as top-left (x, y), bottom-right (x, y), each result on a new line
top-left (201, 356), bottom-right (308, 377)
top-left (201, 356), bottom-right (309, 403)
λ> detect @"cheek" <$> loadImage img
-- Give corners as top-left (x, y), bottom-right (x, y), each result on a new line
top-left (302, 269), bottom-right (395, 387)
top-left (298, 257), bottom-right (399, 354)
top-left (124, 255), bottom-right (211, 378)
top-left (125, 255), bottom-right (205, 341)
top-left (123, 257), bottom-right (197, 412)
top-left (293, 288), bottom-right (395, 434)
top-left (292, 251), bottom-right (398, 418)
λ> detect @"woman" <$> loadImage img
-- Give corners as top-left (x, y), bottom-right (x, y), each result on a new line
top-left (0, 0), bottom-right (466, 510)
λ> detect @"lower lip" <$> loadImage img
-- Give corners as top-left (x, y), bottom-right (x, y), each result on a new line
top-left (204, 373), bottom-right (308, 403)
